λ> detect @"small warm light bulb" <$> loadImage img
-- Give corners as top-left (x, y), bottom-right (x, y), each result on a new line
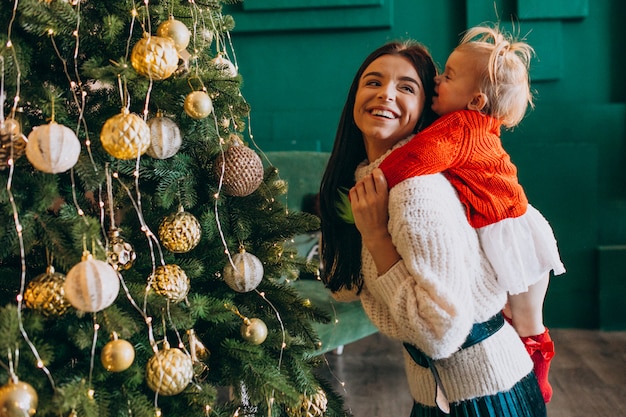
top-left (88, 389), bottom-right (95, 399)
top-left (6, 40), bottom-right (12, 47)
top-left (77, 209), bottom-right (84, 216)
top-left (16, 294), bottom-right (22, 302)
top-left (47, 29), bottom-right (54, 35)
top-left (37, 360), bottom-right (44, 368)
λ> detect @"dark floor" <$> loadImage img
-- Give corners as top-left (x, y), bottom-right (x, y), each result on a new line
top-left (316, 328), bottom-right (626, 417)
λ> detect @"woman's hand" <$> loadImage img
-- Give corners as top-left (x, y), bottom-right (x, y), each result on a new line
top-left (350, 168), bottom-right (401, 274)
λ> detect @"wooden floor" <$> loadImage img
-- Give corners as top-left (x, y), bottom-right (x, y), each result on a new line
top-left (316, 328), bottom-right (626, 417)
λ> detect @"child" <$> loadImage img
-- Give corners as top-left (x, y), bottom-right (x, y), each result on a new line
top-left (378, 24), bottom-right (565, 403)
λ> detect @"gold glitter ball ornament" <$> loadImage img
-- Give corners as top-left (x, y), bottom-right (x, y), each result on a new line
top-left (223, 248), bottom-right (264, 293)
top-left (214, 138), bottom-right (264, 197)
top-left (146, 114), bottom-right (182, 159)
top-left (0, 379), bottom-right (38, 417)
top-left (24, 265), bottom-right (72, 317)
top-left (145, 346), bottom-right (193, 396)
top-left (131, 34), bottom-right (179, 80)
top-left (101, 334), bottom-right (135, 372)
top-left (150, 264), bottom-right (189, 303)
top-left (26, 121), bottom-right (81, 174)
top-left (64, 252), bottom-right (120, 313)
top-left (241, 317), bottom-right (268, 345)
top-left (158, 208), bottom-right (201, 253)
top-left (184, 91), bottom-right (213, 120)
top-left (156, 17), bottom-right (191, 52)
top-left (0, 118), bottom-right (27, 170)
top-left (100, 109), bottom-right (150, 160)
top-left (106, 229), bottom-right (137, 271)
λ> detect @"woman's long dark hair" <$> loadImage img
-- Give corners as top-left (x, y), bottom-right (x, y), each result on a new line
top-left (319, 40), bottom-right (438, 292)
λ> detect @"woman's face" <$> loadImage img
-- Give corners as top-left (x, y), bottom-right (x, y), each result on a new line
top-left (353, 54), bottom-right (425, 161)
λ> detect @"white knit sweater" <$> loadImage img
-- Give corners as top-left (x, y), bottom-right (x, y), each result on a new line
top-left (351, 145), bottom-right (533, 407)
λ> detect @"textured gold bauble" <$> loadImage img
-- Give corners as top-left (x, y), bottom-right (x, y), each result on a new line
top-left (150, 264), bottom-right (189, 303)
top-left (106, 229), bottom-right (136, 271)
top-left (184, 91), bottom-right (213, 120)
top-left (130, 34), bottom-right (179, 80)
top-left (240, 317), bottom-right (268, 345)
top-left (100, 109), bottom-right (150, 160)
top-left (0, 118), bottom-right (27, 170)
top-left (26, 121), bottom-right (81, 174)
top-left (214, 139), bottom-right (264, 197)
top-left (156, 17), bottom-right (191, 52)
top-left (223, 249), bottom-right (264, 293)
top-left (146, 114), bottom-right (182, 159)
top-left (24, 266), bottom-right (72, 317)
top-left (0, 379), bottom-right (38, 417)
top-left (288, 389), bottom-right (328, 417)
top-left (64, 252), bottom-right (120, 313)
top-left (145, 347), bottom-right (193, 396)
top-left (158, 208), bottom-right (201, 253)
top-left (101, 336), bottom-right (135, 372)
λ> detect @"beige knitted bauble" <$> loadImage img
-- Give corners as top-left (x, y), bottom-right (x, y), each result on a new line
top-left (145, 346), bottom-right (193, 396)
top-left (287, 389), bottom-right (328, 417)
top-left (146, 114), bottom-right (182, 159)
top-left (214, 137), bottom-right (263, 197)
top-left (223, 248), bottom-right (263, 293)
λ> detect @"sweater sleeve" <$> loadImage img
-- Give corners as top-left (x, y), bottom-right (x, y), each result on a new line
top-left (360, 174), bottom-right (478, 359)
top-left (378, 112), bottom-right (469, 189)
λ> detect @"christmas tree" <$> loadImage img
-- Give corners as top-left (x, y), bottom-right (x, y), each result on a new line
top-left (0, 1), bottom-right (346, 416)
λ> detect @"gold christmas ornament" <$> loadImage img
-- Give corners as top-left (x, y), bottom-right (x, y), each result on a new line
top-left (0, 378), bottom-right (38, 417)
top-left (25, 121), bottom-right (81, 174)
top-left (0, 117), bottom-right (27, 170)
top-left (150, 264), bottom-right (189, 303)
top-left (146, 114), bottom-right (182, 159)
top-left (184, 91), bottom-right (213, 120)
top-left (145, 345), bottom-right (194, 396)
top-left (223, 248), bottom-right (264, 293)
top-left (288, 389), bottom-right (328, 417)
top-left (24, 265), bottom-right (72, 317)
top-left (106, 229), bottom-right (136, 271)
top-left (158, 207), bottom-right (201, 253)
top-left (130, 33), bottom-right (179, 80)
top-left (214, 137), bottom-right (264, 197)
top-left (101, 333), bottom-right (135, 372)
top-left (212, 54), bottom-right (237, 77)
top-left (100, 108), bottom-right (150, 160)
top-left (240, 317), bottom-right (268, 345)
top-left (156, 17), bottom-right (191, 52)
top-left (64, 251), bottom-right (120, 312)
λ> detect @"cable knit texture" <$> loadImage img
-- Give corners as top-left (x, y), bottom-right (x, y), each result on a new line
top-left (352, 143), bottom-right (533, 406)
top-left (378, 110), bottom-right (528, 228)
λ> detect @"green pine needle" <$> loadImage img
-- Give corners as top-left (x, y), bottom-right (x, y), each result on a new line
top-left (335, 187), bottom-right (354, 224)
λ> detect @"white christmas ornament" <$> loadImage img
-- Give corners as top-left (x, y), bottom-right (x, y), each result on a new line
top-left (64, 251), bottom-right (120, 312)
top-left (146, 114), bottom-right (182, 159)
top-left (212, 54), bottom-right (237, 78)
top-left (26, 122), bottom-right (81, 173)
top-left (223, 248), bottom-right (264, 292)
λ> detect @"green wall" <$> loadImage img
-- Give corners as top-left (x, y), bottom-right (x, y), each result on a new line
top-left (225, 0), bottom-right (626, 330)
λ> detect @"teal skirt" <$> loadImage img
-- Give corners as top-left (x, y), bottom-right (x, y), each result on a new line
top-left (410, 373), bottom-right (546, 417)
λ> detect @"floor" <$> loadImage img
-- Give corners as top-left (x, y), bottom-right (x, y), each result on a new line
top-left (316, 328), bottom-right (626, 417)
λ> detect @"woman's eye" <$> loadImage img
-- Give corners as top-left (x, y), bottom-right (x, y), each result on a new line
top-left (400, 85), bottom-right (415, 94)
top-left (365, 80), bottom-right (381, 86)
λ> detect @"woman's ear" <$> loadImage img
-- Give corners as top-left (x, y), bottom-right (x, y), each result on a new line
top-left (467, 93), bottom-right (488, 111)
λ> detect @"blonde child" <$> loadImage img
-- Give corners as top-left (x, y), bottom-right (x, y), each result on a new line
top-left (378, 24), bottom-right (565, 403)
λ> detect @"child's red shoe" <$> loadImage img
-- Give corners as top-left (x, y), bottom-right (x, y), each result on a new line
top-left (521, 328), bottom-right (555, 403)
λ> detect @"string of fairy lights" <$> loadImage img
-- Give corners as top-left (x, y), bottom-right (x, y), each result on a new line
top-left (1, 0), bottom-right (349, 416)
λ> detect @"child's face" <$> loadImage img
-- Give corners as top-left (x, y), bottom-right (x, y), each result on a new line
top-left (432, 50), bottom-right (483, 116)
top-left (353, 54), bottom-right (425, 160)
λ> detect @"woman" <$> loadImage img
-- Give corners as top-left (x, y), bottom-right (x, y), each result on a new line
top-left (319, 40), bottom-right (546, 416)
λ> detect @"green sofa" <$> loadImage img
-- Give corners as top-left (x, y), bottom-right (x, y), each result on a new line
top-left (264, 151), bottom-right (378, 355)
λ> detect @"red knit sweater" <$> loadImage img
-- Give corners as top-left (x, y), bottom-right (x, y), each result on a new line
top-left (378, 110), bottom-right (528, 228)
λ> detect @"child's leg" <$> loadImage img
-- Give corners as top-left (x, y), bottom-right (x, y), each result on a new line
top-left (507, 275), bottom-right (555, 403)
